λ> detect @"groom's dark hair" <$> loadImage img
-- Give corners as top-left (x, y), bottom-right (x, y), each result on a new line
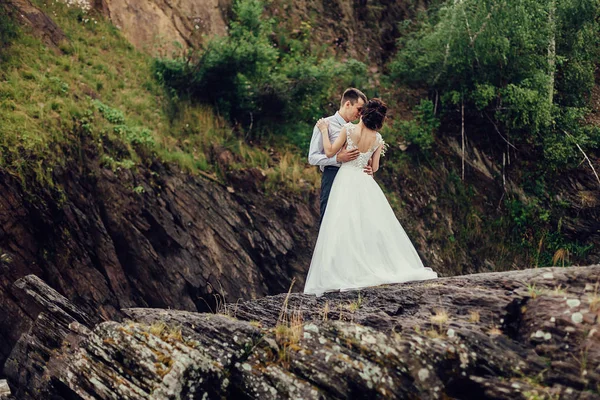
top-left (341, 88), bottom-right (367, 107)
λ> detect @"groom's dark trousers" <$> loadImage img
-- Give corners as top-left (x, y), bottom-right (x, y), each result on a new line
top-left (320, 166), bottom-right (339, 225)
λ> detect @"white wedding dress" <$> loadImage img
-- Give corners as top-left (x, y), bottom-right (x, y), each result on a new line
top-left (304, 123), bottom-right (437, 296)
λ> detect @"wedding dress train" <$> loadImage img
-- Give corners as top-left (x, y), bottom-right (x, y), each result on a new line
top-left (304, 123), bottom-right (437, 296)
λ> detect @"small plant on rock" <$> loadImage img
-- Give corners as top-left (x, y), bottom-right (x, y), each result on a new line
top-left (321, 301), bottom-right (330, 322)
top-left (588, 282), bottom-right (600, 312)
top-left (346, 292), bottom-right (363, 313)
top-left (527, 283), bottom-right (543, 299)
top-left (469, 310), bottom-right (480, 323)
top-left (275, 278), bottom-right (304, 366)
top-left (428, 308), bottom-right (450, 337)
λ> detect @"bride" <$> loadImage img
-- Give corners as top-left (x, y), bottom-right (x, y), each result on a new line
top-left (303, 98), bottom-right (437, 296)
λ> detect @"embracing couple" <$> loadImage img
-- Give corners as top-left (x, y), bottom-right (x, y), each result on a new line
top-left (303, 88), bottom-right (437, 296)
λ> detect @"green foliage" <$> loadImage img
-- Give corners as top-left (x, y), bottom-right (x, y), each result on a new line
top-left (390, 0), bottom-right (600, 170)
top-left (0, 0), bottom-right (327, 198)
top-left (390, 99), bottom-right (439, 152)
top-left (504, 197), bottom-right (593, 266)
top-left (155, 0), bottom-right (367, 146)
top-left (543, 108), bottom-right (600, 170)
top-left (93, 100), bottom-right (156, 154)
top-left (0, 0), bottom-right (183, 187)
top-left (0, 4), bottom-right (19, 63)
top-left (132, 185), bottom-right (145, 194)
top-left (506, 199), bottom-right (550, 233)
top-left (378, 0), bottom-right (598, 265)
top-left (101, 155), bottom-right (135, 172)
top-left (541, 230), bottom-right (593, 266)
top-left (93, 100), bottom-right (126, 124)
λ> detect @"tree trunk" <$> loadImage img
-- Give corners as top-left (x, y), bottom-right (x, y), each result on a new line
top-left (548, 0), bottom-right (556, 106)
top-left (461, 99), bottom-right (465, 180)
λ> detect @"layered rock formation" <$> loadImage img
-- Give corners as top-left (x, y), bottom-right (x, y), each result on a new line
top-left (0, 143), bottom-right (319, 373)
top-left (6, 266), bottom-right (600, 399)
top-left (1, 0), bottom-right (319, 380)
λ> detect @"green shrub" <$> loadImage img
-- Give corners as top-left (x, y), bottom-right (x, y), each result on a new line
top-left (93, 100), bottom-right (126, 124)
top-left (387, 99), bottom-right (439, 152)
top-left (389, 0), bottom-right (600, 171)
top-left (154, 0), bottom-right (367, 145)
top-left (0, 4), bottom-right (19, 64)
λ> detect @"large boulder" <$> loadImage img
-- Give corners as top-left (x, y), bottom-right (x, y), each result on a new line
top-left (6, 266), bottom-right (600, 399)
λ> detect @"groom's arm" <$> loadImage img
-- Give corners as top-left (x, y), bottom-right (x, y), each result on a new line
top-left (308, 124), bottom-right (339, 166)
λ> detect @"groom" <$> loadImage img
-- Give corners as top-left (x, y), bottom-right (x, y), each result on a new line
top-left (308, 88), bottom-right (372, 224)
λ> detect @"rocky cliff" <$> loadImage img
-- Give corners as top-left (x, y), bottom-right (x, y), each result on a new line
top-left (4, 266), bottom-right (600, 399)
top-left (54, 0), bottom-right (426, 65)
top-left (0, 141), bottom-right (319, 374)
top-left (97, 0), bottom-right (231, 56)
top-left (1, 0), bottom-right (425, 382)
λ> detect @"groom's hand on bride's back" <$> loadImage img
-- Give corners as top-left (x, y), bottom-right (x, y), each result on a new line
top-left (336, 145), bottom-right (359, 163)
top-left (363, 159), bottom-right (373, 176)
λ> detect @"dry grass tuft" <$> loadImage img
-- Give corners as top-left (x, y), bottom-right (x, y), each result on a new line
top-left (249, 320), bottom-right (263, 328)
top-left (275, 278), bottom-right (304, 366)
top-left (146, 321), bottom-right (183, 343)
top-left (149, 321), bottom-right (168, 336)
top-left (430, 309), bottom-right (449, 327)
top-left (430, 308), bottom-right (450, 336)
top-left (488, 326), bottom-right (503, 336)
top-left (571, 345), bottom-right (590, 377)
top-left (345, 292), bottom-right (363, 313)
top-left (552, 248), bottom-right (569, 267)
top-left (578, 191), bottom-right (598, 208)
top-left (467, 212), bottom-right (482, 237)
top-left (321, 301), bottom-right (330, 322)
top-left (550, 284), bottom-right (567, 296)
top-left (588, 282), bottom-right (600, 312)
top-left (264, 152), bottom-right (320, 194)
top-left (200, 281), bottom-right (241, 318)
top-left (167, 325), bottom-right (183, 342)
top-left (425, 329), bottom-right (444, 339)
top-left (527, 283), bottom-right (542, 299)
top-left (469, 310), bottom-right (480, 323)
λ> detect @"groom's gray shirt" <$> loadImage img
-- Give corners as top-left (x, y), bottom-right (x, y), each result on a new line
top-left (308, 112), bottom-right (347, 172)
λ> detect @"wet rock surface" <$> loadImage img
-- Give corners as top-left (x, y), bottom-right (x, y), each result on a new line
top-left (6, 266), bottom-right (600, 399)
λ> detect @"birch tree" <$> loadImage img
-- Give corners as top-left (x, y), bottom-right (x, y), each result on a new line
top-left (390, 0), bottom-right (599, 170)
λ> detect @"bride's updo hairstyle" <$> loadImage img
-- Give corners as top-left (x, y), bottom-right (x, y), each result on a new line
top-left (361, 98), bottom-right (387, 130)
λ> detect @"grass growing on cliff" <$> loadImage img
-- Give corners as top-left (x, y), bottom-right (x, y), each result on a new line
top-left (0, 0), bottom-right (319, 195)
top-left (274, 279), bottom-right (304, 365)
top-left (1, 2), bottom-right (166, 185)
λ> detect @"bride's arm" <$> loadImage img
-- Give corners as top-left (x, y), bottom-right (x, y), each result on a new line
top-left (317, 120), bottom-right (347, 158)
top-left (371, 145), bottom-right (382, 173)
